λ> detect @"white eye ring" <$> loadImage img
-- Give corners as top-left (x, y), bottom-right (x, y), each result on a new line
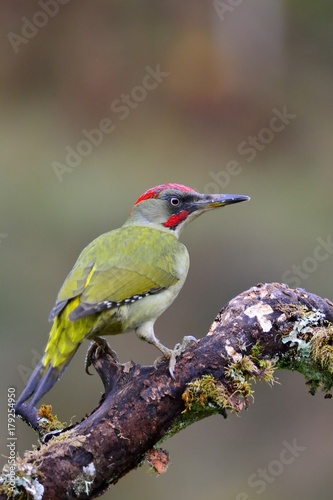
top-left (170, 197), bottom-right (180, 207)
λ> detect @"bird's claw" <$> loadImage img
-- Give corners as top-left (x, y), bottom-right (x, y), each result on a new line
top-left (85, 337), bottom-right (119, 375)
top-left (168, 335), bottom-right (198, 379)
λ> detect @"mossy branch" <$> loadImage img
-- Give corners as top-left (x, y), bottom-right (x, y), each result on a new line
top-left (2, 283), bottom-right (333, 499)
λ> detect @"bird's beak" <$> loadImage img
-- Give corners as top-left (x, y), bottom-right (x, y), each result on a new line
top-left (198, 193), bottom-right (250, 210)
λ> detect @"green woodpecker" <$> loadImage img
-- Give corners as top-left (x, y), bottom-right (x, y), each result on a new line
top-left (16, 183), bottom-right (249, 414)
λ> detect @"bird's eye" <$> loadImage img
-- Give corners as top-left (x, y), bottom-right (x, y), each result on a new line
top-left (170, 197), bottom-right (180, 207)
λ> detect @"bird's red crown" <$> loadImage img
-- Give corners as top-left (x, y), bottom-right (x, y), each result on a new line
top-left (134, 183), bottom-right (196, 206)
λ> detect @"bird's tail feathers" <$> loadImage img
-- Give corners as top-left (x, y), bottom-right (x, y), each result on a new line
top-left (30, 363), bottom-right (64, 408)
top-left (15, 361), bottom-right (47, 408)
top-left (16, 310), bottom-right (85, 411)
top-left (15, 349), bottom-right (78, 410)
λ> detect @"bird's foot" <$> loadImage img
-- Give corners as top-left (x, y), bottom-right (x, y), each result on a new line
top-left (85, 337), bottom-right (119, 375)
top-left (168, 335), bottom-right (197, 379)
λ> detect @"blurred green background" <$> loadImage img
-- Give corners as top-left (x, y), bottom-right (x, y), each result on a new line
top-left (1, 1), bottom-right (333, 498)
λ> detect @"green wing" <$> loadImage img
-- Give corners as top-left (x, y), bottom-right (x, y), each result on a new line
top-left (49, 226), bottom-right (187, 321)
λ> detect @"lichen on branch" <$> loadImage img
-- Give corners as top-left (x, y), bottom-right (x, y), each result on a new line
top-left (2, 283), bottom-right (333, 499)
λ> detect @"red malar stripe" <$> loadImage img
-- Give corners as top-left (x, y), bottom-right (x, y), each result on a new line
top-left (163, 210), bottom-right (189, 228)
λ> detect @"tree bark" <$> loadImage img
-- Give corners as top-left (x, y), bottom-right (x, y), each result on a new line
top-left (2, 282), bottom-right (333, 499)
